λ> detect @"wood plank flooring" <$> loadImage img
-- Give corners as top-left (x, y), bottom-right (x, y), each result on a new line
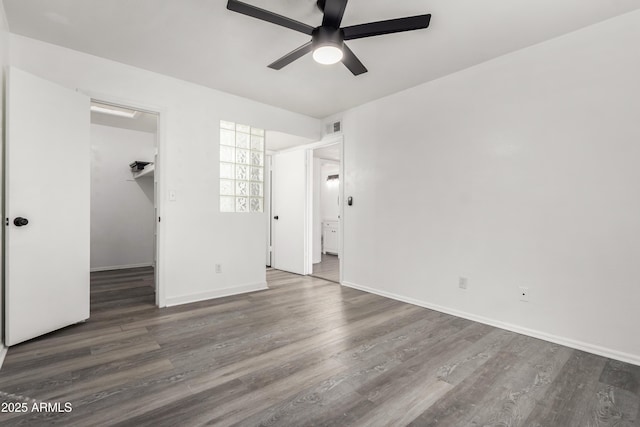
top-left (311, 253), bottom-right (340, 283)
top-left (1, 268), bottom-right (639, 426)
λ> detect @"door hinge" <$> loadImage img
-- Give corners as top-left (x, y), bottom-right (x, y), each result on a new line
top-left (5, 218), bottom-right (8, 226)
top-left (158, 216), bottom-right (161, 222)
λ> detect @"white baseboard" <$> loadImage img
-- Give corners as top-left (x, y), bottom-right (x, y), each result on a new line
top-left (0, 345), bottom-right (7, 370)
top-left (342, 281), bottom-right (640, 367)
top-left (91, 263), bottom-right (154, 272)
top-left (165, 282), bottom-right (268, 307)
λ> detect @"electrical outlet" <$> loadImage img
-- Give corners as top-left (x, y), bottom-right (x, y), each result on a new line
top-left (215, 264), bottom-right (222, 274)
top-left (519, 286), bottom-right (529, 302)
top-left (458, 277), bottom-right (468, 290)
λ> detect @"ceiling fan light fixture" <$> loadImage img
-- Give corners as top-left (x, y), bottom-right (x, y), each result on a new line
top-left (311, 26), bottom-right (344, 66)
top-left (313, 44), bottom-right (343, 65)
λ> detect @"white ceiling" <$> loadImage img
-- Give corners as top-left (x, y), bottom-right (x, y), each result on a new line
top-left (4, 0), bottom-right (640, 118)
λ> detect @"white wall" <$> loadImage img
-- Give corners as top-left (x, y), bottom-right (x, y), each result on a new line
top-left (90, 124), bottom-right (155, 271)
top-left (336, 10), bottom-right (640, 364)
top-left (0, 3), bottom-right (9, 353)
top-left (10, 34), bottom-right (321, 306)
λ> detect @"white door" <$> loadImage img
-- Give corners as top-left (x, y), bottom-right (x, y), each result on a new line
top-left (5, 68), bottom-right (90, 346)
top-left (272, 150), bottom-right (307, 275)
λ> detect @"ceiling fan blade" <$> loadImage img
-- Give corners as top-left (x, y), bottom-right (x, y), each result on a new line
top-left (342, 14), bottom-right (431, 40)
top-left (268, 41), bottom-right (314, 70)
top-left (227, 0), bottom-right (314, 35)
top-left (322, 0), bottom-right (348, 28)
top-left (341, 44), bottom-right (367, 76)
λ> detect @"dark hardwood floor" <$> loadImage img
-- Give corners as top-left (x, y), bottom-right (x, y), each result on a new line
top-left (1, 267), bottom-right (639, 426)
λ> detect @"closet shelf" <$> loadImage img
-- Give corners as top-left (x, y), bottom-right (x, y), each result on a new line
top-left (133, 163), bottom-right (154, 179)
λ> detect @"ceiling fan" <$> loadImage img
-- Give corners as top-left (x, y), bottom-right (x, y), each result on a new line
top-left (226, 0), bottom-right (432, 76)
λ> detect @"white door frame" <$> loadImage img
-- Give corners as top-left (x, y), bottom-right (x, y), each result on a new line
top-left (305, 135), bottom-right (344, 283)
top-left (265, 154), bottom-right (273, 267)
top-left (80, 89), bottom-right (168, 308)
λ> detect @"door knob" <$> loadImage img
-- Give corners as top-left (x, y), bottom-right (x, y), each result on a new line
top-left (273, 216), bottom-right (279, 220)
top-left (14, 217), bottom-right (29, 227)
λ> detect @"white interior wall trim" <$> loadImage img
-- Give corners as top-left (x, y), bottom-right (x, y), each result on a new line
top-left (164, 282), bottom-right (268, 307)
top-left (342, 281), bottom-right (640, 366)
top-left (275, 134), bottom-right (343, 154)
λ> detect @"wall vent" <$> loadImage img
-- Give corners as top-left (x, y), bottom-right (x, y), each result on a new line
top-left (325, 120), bottom-right (342, 135)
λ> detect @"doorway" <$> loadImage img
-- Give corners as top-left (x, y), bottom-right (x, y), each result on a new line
top-left (310, 142), bottom-right (342, 283)
top-left (266, 133), bottom-right (344, 282)
top-left (266, 131), bottom-right (315, 274)
top-left (89, 101), bottom-right (159, 306)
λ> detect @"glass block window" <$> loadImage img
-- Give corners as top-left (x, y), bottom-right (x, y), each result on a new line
top-left (220, 120), bottom-right (265, 213)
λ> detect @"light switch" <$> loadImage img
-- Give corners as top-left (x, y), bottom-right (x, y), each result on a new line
top-left (169, 190), bottom-right (177, 201)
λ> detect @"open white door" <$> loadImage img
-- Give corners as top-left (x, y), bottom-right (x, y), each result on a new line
top-left (272, 149), bottom-right (307, 275)
top-left (5, 68), bottom-right (90, 346)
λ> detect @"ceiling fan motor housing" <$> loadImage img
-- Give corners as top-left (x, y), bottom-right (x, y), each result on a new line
top-left (313, 26), bottom-right (344, 50)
